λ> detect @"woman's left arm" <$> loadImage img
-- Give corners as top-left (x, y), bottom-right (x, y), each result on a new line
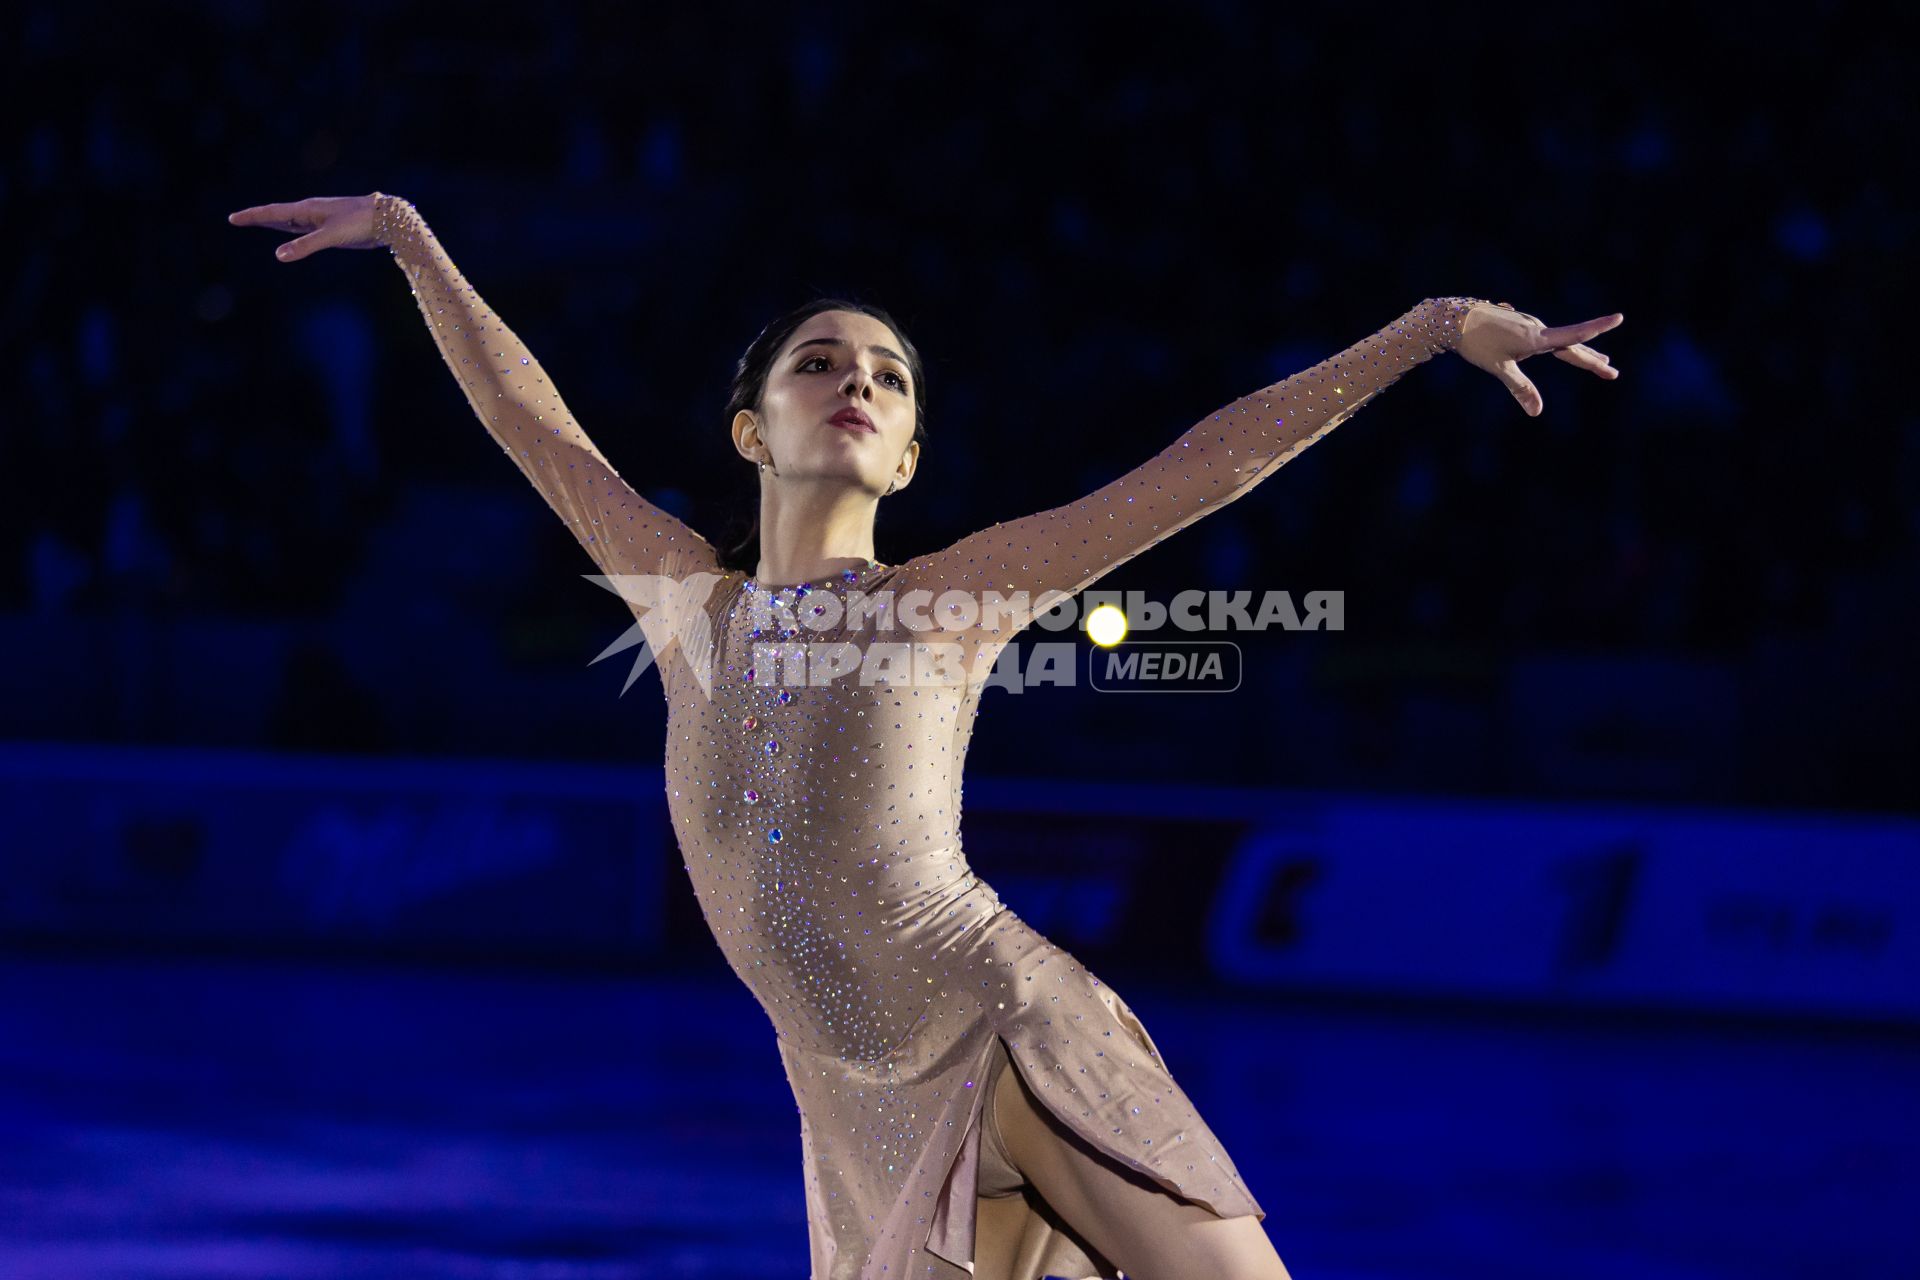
top-left (892, 297), bottom-right (1623, 660)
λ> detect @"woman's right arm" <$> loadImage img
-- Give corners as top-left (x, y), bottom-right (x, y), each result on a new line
top-left (367, 193), bottom-right (720, 586)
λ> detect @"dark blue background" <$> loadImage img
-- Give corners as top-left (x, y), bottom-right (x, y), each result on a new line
top-left (2, 3), bottom-right (1913, 1277)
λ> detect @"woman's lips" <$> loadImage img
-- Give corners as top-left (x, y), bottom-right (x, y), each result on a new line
top-left (828, 413), bottom-right (876, 434)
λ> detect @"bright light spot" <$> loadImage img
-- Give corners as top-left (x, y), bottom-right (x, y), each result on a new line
top-left (1086, 604), bottom-right (1128, 647)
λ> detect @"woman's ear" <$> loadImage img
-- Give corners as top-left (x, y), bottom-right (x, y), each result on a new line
top-left (887, 439), bottom-right (921, 496)
top-left (732, 409), bottom-right (768, 466)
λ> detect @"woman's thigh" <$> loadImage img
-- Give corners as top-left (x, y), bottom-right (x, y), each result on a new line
top-left (986, 1054), bottom-right (1291, 1280)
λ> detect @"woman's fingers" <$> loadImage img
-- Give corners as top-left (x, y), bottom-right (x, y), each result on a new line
top-left (228, 202), bottom-right (305, 231)
top-left (275, 230), bottom-right (332, 262)
top-left (1463, 304), bottom-right (1624, 414)
top-left (229, 194), bottom-right (379, 258)
top-left (1542, 312), bottom-right (1624, 351)
top-left (1552, 342), bottom-right (1620, 378)
top-left (1539, 313), bottom-right (1623, 381)
top-left (230, 198), bottom-right (334, 260)
top-left (1497, 357), bottom-right (1543, 417)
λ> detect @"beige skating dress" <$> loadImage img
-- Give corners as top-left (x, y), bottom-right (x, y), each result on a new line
top-left (371, 193), bottom-right (1481, 1279)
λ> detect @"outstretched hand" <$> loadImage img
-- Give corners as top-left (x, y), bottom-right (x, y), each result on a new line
top-left (227, 193), bottom-right (384, 261)
top-left (1456, 301), bottom-right (1623, 417)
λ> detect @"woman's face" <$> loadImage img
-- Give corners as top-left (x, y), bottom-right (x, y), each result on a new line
top-left (738, 309), bottom-right (919, 497)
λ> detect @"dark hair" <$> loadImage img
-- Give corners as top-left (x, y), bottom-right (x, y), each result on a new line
top-left (717, 297), bottom-right (930, 572)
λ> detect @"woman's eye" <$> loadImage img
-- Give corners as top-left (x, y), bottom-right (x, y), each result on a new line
top-left (799, 356), bottom-right (909, 392)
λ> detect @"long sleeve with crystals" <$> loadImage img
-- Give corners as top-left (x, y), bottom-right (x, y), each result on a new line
top-left (371, 193), bottom-right (721, 588)
top-left (894, 295), bottom-right (1488, 651)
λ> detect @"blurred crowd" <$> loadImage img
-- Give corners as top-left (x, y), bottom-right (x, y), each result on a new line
top-left (3, 3), bottom-right (1911, 809)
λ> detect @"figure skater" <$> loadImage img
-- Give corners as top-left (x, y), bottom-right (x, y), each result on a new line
top-left (230, 191), bottom-right (1622, 1280)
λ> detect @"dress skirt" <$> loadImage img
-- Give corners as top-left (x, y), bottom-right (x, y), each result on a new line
top-left (775, 907), bottom-right (1265, 1280)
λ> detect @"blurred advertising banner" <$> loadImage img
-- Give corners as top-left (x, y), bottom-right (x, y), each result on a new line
top-left (0, 742), bottom-right (668, 960)
top-left (3, 743), bottom-right (1915, 1026)
top-left (959, 779), bottom-right (1918, 1026)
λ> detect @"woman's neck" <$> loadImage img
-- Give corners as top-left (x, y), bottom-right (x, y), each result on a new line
top-left (753, 479), bottom-right (880, 586)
